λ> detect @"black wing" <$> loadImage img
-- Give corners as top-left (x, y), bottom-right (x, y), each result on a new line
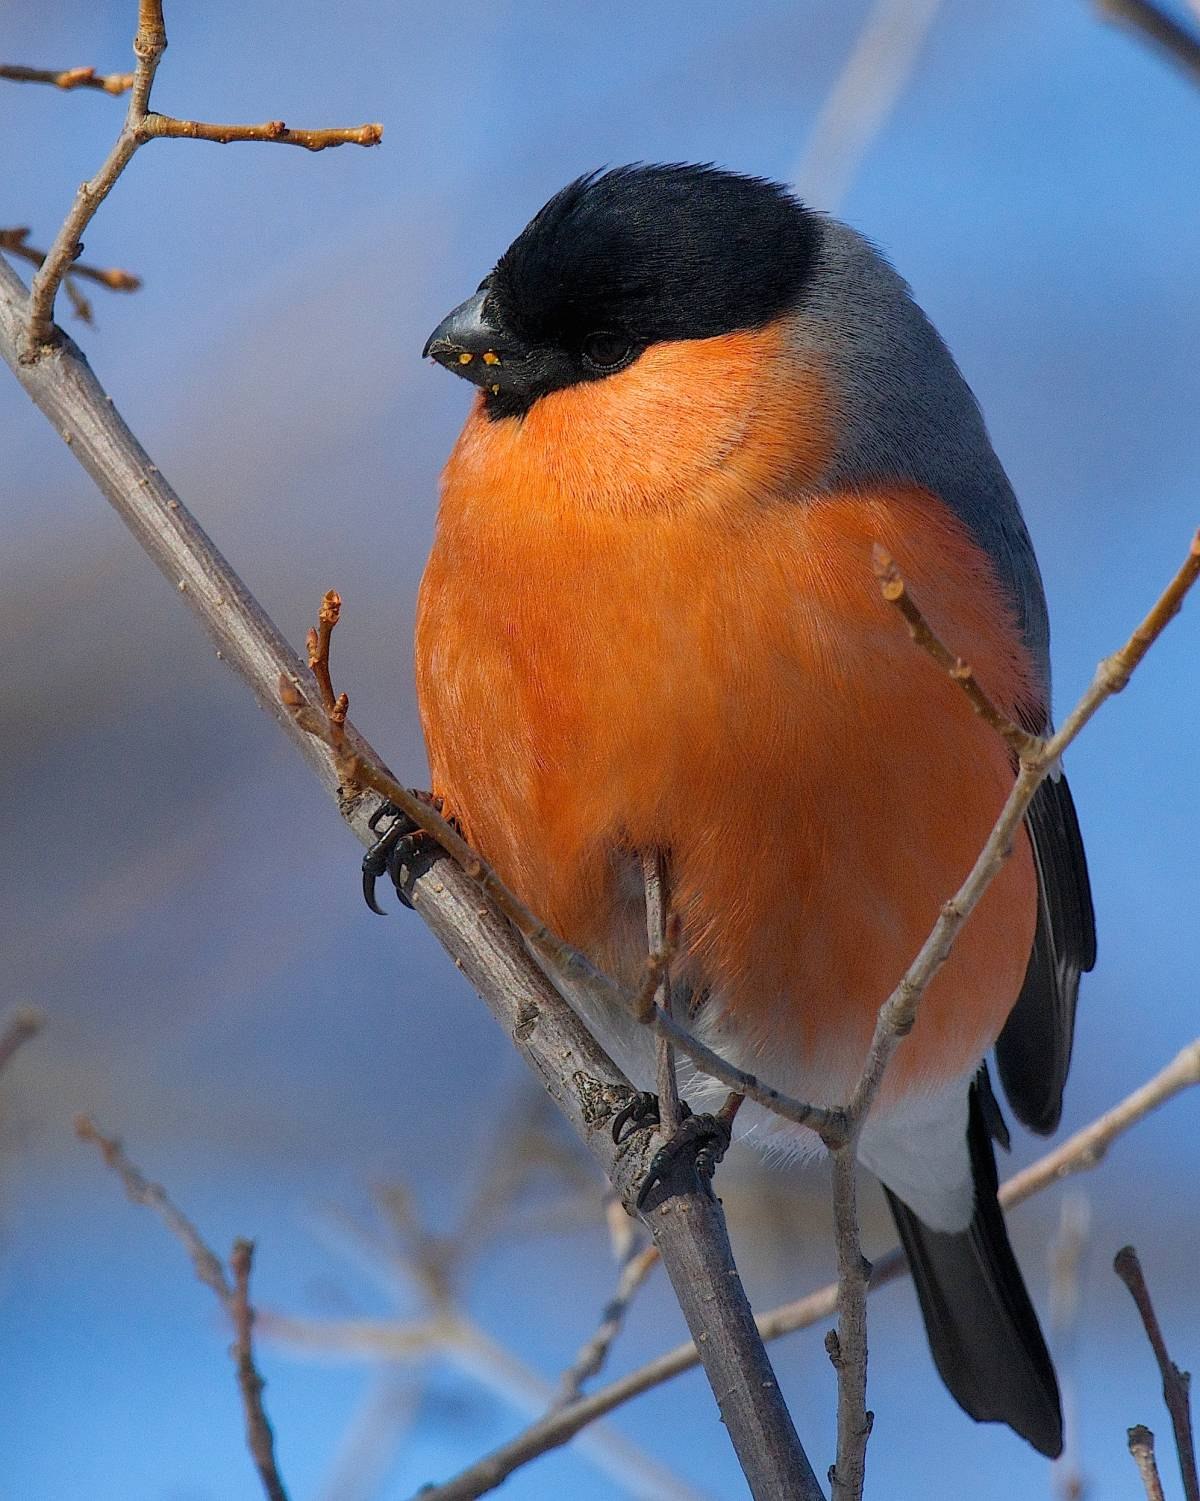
top-left (995, 769), bottom-right (1097, 1135)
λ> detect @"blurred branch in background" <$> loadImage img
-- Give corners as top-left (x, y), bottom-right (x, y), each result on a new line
top-left (0, 1007), bottom-right (42, 1076)
top-left (0, 63), bottom-right (134, 94)
top-left (74, 1116), bottom-right (289, 1501)
top-left (264, 1100), bottom-right (705, 1501)
top-left (0, 228), bottom-right (140, 326)
top-left (1096, 0), bottom-right (1200, 84)
top-left (1114, 1245), bottom-right (1200, 1501)
top-left (278, 1040), bottom-right (1200, 1500)
top-left (792, 0), bottom-right (944, 211)
top-left (1050, 1195), bottom-right (1091, 1501)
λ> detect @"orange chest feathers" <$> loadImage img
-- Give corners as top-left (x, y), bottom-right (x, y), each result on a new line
top-left (415, 327), bottom-right (1040, 1095)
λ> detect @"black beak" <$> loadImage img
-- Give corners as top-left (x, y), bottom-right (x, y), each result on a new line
top-left (423, 288), bottom-right (509, 389)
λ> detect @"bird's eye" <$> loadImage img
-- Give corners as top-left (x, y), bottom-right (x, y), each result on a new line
top-left (581, 332), bottom-right (636, 371)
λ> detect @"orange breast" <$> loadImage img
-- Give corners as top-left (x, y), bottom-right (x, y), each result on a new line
top-left (416, 326), bottom-right (1039, 1104)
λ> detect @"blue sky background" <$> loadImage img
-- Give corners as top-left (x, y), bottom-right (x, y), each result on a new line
top-left (2, 2), bottom-right (1199, 1497)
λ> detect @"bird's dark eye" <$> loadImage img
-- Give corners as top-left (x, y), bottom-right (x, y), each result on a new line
top-left (581, 331), bottom-right (636, 371)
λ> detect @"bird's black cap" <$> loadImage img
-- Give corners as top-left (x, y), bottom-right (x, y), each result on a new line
top-left (425, 163), bottom-right (819, 419)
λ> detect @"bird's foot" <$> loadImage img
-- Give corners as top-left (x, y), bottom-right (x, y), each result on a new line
top-left (612, 1093), bottom-right (733, 1210)
top-left (361, 794), bottom-right (449, 914)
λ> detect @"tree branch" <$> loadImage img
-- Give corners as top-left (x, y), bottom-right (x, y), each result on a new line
top-left (1128, 1425), bottom-right (1168, 1501)
top-left (75, 1118), bottom-right (290, 1501)
top-left (19, 0), bottom-right (380, 355)
top-left (0, 1006), bottom-right (42, 1075)
top-left (0, 63), bottom-right (134, 94)
top-left (0, 227), bottom-right (140, 327)
top-left (1096, 0), bottom-right (1200, 85)
top-left (1115, 1246), bottom-right (1200, 1501)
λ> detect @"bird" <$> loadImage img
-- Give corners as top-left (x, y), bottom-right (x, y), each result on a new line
top-left (404, 163), bottom-right (1095, 1458)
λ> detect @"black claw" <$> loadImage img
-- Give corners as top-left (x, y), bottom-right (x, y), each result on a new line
top-left (635, 1111), bottom-right (732, 1211)
top-left (360, 800), bottom-right (419, 914)
top-left (612, 1091), bottom-right (661, 1144)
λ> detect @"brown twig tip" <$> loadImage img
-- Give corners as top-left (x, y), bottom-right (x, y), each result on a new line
top-left (143, 116), bottom-right (384, 151)
top-left (1129, 1425), bottom-right (1168, 1501)
top-left (0, 227), bottom-right (142, 317)
top-left (0, 63), bottom-right (135, 94)
top-left (1115, 1245), bottom-right (1200, 1501)
top-left (0, 1006), bottom-right (43, 1073)
top-left (871, 542), bottom-right (1041, 758)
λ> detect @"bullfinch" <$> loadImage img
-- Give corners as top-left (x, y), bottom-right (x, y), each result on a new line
top-left (406, 164), bottom-right (1095, 1459)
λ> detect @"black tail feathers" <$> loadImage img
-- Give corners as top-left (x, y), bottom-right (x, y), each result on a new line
top-left (884, 1083), bottom-right (1063, 1458)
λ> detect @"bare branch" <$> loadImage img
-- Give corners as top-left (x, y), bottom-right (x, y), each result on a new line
top-left (417, 1038), bottom-right (1200, 1497)
top-left (142, 114), bottom-right (382, 150)
top-left (649, 1004), bottom-right (844, 1138)
top-left (643, 850), bottom-right (683, 1135)
top-left (1115, 1246), bottom-right (1200, 1501)
top-left (846, 531), bottom-right (1200, 1132)
top-left (76, 1118), bottom-right (290, 1501)
top-left (74, 1115), bottom-right (232, 1304)
top-left (555, 1242), bottom-right (661, 1408)
top-left (231, 1241), bottom-right (290, 1501)
top-left (0, 227), bottom-right (140, 329)
top-left (1129, 1425), bottom-right (1168, 1501)
top-left (872, 545), bottom-right (1041, 757)
top-left (827, 1149), bottom-right (872, 1501)
top-left (1096, 0), bottom-right (1200, 85)
top-left (19, 0), bottom-right (380, 354)
top-left (0, 63), bottom-right (134, 94)
top-left (0, 1006), bottom-right (42, 1074)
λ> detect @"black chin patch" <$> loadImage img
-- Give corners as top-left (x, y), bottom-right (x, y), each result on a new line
top-left (478, 163), bottom-right (819, 419)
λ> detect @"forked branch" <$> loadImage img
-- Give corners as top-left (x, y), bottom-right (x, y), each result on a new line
top-left (20, 0), bottom-right (380, 355)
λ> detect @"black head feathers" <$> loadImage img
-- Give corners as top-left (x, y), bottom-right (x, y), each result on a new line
top-left (488, 163), bottom-right (818, 353)
top-left (426, 164), bottom-right (819, 418)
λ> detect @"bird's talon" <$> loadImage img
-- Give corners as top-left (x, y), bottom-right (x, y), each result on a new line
top-left (612, 1090), bottom-right (662, 1144)
top-left (635, 1111), bottom-right (731, 1211)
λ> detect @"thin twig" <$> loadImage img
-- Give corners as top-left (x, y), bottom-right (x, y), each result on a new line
top-left (284, 597), bottom-right (629, 1018)
top-left (828, 1149), bottom-right (871, 1501)
top-left (649, 1005), bottom-right (845, 1139)
top-left (0, 63), bottom-right (134, 94)
top-left (643, 850), bottom-right (682, 1135)
top-left (1096, 0), bottom-right (1200, 85)
top-left (848, 531), bottom-right (1200, 1132)
top-left (361, 1039), bottom-right (1200, 1500)
top-left (0, 1006), bottom-right (42, 1074)
top-left (872, 546), bottom-right (1041, 756)
top-left (75, 1118), bottom-right (290, 1501)
top-left (816, 537), bottom-right (1200, 1489)
top-left (0, 228), bottom-right (140, 291)
top-left (1129, 1425), bottom-right (1168, 1501)
top-left (554, 1242), bottom-right (661, 1408)
top-left (231, 1240), bottom-right (290, 1501)
top-left (1050, 1194), bottom-right (1091, 1501)
top-left (0, 227), bottom-right (140, 328)
top-left (141, 114), bottom-right (382, 149)
top-left (75, 1115), bottom-right (233, 1303)
top-left (21, 0), bottom-right (380, 354)
top-left (1115, 1246), bottom-right (1200, 1501)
